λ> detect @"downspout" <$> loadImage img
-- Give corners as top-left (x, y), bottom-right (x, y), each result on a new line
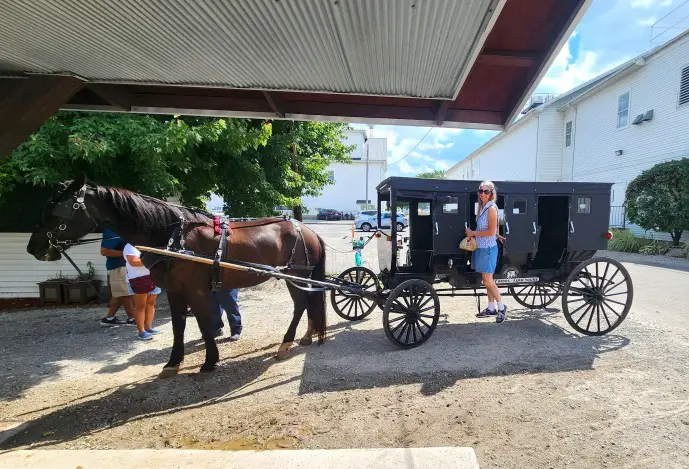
top-left (571, 106), bottom-right (578, 181)
top-left (534, 114), bottom-right (540, 181)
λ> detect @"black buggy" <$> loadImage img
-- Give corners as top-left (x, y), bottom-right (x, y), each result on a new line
top-left (330, 177), bottom-right (633, 348)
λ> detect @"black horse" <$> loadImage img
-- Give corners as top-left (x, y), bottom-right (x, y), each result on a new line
top-left (27, 175), bottom-right (327, 377)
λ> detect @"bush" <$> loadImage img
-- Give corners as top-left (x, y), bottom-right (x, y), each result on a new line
top-left (684, 243), bottom-right (689, 259)
top-left (638, 242), bottom-right (671, 255)
top-left (608, 229), bottom-right (644, 253)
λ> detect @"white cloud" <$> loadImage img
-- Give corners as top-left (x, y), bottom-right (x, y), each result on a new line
top-left (632, 0), bottom-right (669, 8)
top-left (638, 16), bottom-right (656, 26)
top-left (399, 160), bottom-right (415, 174)
top-left (434, 161), bottom-right (450, 170)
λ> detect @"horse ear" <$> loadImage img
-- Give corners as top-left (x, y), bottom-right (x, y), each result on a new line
top-left (63, 173), bottom-right (87, 194)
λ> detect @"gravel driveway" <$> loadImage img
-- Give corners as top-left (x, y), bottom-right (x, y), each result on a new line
top-left (1, 223), bottom-right (688, 469)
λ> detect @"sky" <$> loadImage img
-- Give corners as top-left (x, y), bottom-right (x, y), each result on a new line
top-left (351, 0), bottom-right (689, 178)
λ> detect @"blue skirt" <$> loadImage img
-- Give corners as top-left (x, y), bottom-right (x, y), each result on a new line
top-left (472, 245), bottom-right (498, 274)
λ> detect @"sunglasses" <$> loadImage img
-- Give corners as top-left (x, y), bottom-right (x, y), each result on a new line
top-left (477, 189), bottom-right (492, 195)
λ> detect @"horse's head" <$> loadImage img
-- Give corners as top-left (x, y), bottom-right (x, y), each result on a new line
top-left (27, 174), bottom-right (99, 261)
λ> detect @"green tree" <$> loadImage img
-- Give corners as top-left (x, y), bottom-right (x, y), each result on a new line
top-left (0, 112), bottom-right (353, 223)
top-left (625, 158), bottom-right (689, 246)
top-left (416, 169), bottom-right (446, 179)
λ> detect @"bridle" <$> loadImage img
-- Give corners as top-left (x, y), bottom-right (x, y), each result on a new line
top-left (43, 184), bottom-right (102, 252)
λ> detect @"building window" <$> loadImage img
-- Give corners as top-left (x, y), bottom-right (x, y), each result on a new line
top-left (565, 121), bottom-right (572, 147)
top-left (471, 159), bottom-right (480, 178)
top-left (328, 171), bottom-right (334, 182)
top-left (617, 92), bottom-right (630, 128)
top-left (577, 197), bottom-right (591, 214)
top-left (680, 65), bottom-right (689, 107)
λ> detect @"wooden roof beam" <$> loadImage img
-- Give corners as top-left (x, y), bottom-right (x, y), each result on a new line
top-left (477, 50), bottom-right (538, 68)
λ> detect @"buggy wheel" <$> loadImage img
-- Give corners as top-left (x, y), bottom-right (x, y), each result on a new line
top-left (562, 257), bottom-right (633, 336)
top-left (383, 279), bottom-right (439, 348)
top-left (509, 283), bottom-right (561, 309)
top-left (331, 267), bottom-right (379, 321)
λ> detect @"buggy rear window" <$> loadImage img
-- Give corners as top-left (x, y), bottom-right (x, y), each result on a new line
top-left (577, 197), bottom-right (591, 214)
top-left (442, 197), bottom-right (458, 214)
top-left (512, 199), bottom-right (528, 214)
top-left (417, 202), bottom-right (431, 216)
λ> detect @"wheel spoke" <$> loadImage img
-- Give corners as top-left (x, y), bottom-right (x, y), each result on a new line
top-left (604, 298), bottom-right (628, 307)
top-left (390, 318), bottom-right (406, 335)
top-left (353, 300), bottom-right (359, 318)
top-left (601, 300), bottom-right (622, 318)
top-left (596, 303), bottom-right (601, 332)
top-left (585, 304), bottom-right (595, 331)
top-left (388, 315), bottom-right (406, 324)
top-left (605, 291), bottom-right (628, 297)
top-left (411, 322), bottom-right (418, 343)
top-left (396, 322), bottom-right (409, 342)
top-left (419, 313), bottom-right (436, 319)
top-left (346, 298), bottom-right (356, 317)
top-left (405, 322), bottom-right (412, 343)
top-left (414, 320), bottom-right (427, 338)
top-left (575, 302), bottom-right (595, 325)
top-left (600, 262), bottom-right (610, 289)
top-left (603, 269), bottom-right (621, 292)
top-left (599, 302), bottom-right (613, 329)
top-left (418, 317), bottom-right (432, 330)
top-left (417, 296), bottom-right (433, 310)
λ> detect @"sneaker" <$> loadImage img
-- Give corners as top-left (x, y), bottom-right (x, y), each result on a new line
top-left (146, 328), bottom-right (162, 335)
top-left (229, 333), bottom-right (241, 341)
top-left (476, 308), bottom-right (497, 318)
top-left (496, 306), bottom-right (508, 324)
top-left (214, 328), bottom-right (224, 338)
top-left (125, 317), bottom-right (137, 326)
top-left (137, 331), bottom-right (154, 341)
top-left (100, 316), bottom-right (121, 326)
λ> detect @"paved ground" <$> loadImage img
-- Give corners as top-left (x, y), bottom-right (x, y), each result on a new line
top-left (0, 447), bottom-right (479, 469)
top-left (1, 221), bottom-right (688, 469)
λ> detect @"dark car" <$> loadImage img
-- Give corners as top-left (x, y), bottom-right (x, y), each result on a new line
top-left (317, 208), bottom-right (343, 220)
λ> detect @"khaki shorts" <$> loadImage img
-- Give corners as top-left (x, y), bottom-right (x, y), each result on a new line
top-left (108, 266), bottom-right (133, 298)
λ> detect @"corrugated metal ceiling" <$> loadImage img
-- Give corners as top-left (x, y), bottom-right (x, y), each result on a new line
top-left (0, 0), bottom-right (496, 98)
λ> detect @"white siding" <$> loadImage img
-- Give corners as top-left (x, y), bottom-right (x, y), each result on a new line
top-left (560, 107), bottom-right (576, 181)
top-left (447, 115), bottom-right (539, 181)
top-left (568, 34), bottom-right (689, 242)
top-left (301, 131), bottom-right (388, 213)
top-left (535, 107), bottom-right (565, 181)
top-left (0, 233), bottom-right (106, 298)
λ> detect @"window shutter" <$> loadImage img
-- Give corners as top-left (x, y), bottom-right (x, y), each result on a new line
top-left (680, 66), bottom-right (689, 106)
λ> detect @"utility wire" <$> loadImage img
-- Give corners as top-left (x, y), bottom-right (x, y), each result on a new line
top-left (387, 127), bottom-right (434, 166)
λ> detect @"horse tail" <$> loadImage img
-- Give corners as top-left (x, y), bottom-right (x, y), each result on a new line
top-left (308, 234), bottom-right (327, 344)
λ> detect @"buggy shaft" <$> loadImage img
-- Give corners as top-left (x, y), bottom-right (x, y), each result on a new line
top-left (136, 245), bottom-right (377, 298)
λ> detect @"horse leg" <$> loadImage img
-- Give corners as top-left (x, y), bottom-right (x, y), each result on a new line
top-left (188, 292), bottom-right (220, 372)
top-left (160, 291), bottom-right (187, 378)
top-left (277, 283), bottom-right (308, 360)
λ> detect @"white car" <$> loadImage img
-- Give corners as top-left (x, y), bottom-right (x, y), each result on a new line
top-left (355, 211), bottom-right (408, 232)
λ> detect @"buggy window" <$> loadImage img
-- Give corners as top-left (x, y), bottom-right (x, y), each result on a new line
top-left (442, 197), bottom-right (458, 214)
top-left (417, 202), bottom-right (431, 216)
top-left (512, 198), bottom-right (528, 215)
top-left (577, 197), bottom-right (591, 214)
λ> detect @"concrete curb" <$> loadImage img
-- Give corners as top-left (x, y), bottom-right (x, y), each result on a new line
top-left (0, 447), bottom-right (480, 469)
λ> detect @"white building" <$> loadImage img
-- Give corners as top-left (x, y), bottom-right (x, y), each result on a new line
top-left (446, 30), bottom-right (689, 241)
top-left (302, 128), bottom-right (387, 214)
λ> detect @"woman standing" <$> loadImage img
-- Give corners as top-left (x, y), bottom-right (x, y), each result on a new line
top-left (123, 243), bottom-right (162, 340)
top-left (465, 181), bottom-right (508, 323)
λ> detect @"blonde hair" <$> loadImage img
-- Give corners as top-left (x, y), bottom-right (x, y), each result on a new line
top-left (477, 180), bottom-right (497, 219)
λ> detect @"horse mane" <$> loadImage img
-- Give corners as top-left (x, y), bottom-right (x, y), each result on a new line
top-left (94, 185), bottom-right (212, 233)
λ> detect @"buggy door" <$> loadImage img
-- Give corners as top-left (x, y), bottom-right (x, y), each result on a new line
top-left (568, 194), bottom-right (610, 251)
top-left (433, 193), bottom-right (469, 255)
top-left (503, 194), bottom-right (537, 254)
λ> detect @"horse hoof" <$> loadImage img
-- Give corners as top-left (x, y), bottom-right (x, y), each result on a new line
top-left (158, 366), bottom-right (179, 379)
top-left (200, 363), bottom-right (216, 372)
top-left (298, 337), bottom-right (313, 346)
top-left (275, 350), bottom-right (291, 361)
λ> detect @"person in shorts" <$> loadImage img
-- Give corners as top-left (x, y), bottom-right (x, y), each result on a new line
top-left (100, 228), bottom-right (135, 326)
top-left (123, 243), bottom-right (162, 340)
top-left (465, 181), bottom-right (508, 323)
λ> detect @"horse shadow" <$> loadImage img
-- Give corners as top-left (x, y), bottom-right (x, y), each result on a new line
top-left (0, 341), bottom-right (302, 451)
top-left (298, 305), bottom-right (630, 396)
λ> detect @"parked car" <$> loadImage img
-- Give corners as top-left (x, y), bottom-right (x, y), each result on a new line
top-left (274, 205), bottom-right (293, 217)
top-left (317, 208), bottom-right (343, 220)
top-left (355, 211), bottom-right (408, 232)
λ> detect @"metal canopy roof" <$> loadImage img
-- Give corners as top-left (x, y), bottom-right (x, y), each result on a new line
top-left (0, 0), bottom-right (591, 130)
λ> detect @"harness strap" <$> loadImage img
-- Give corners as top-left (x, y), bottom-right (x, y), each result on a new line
top-left (211, 220), bottom-right (230, 291)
